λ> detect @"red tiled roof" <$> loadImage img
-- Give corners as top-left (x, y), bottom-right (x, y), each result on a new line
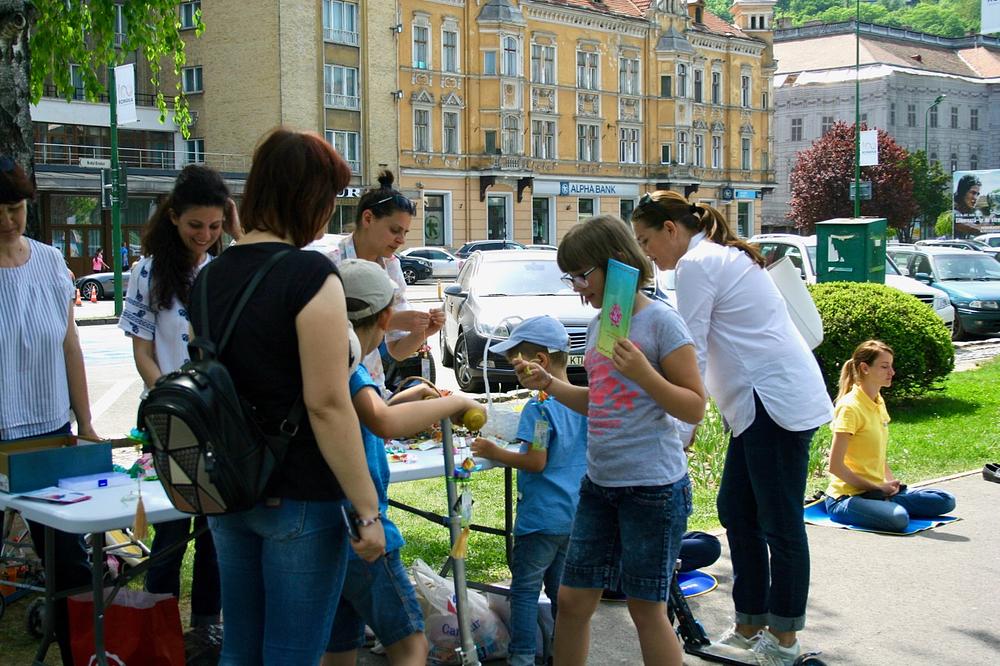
top-left (536, 0), bottom-right (647, 19)
top-left (694, 10), bottom-right (750, 40)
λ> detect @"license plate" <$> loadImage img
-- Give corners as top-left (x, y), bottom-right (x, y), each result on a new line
top-left (568, 354), bottom-right (585, 367)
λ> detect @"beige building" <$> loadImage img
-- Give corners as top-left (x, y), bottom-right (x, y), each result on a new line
top-left (397, 0), bottom-right (778, 248)
top-left (180, 0), bottom-right (401, 227)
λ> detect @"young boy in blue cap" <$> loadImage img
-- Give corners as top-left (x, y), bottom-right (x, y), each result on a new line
top-left (471, 315), bottom-right (588, 666)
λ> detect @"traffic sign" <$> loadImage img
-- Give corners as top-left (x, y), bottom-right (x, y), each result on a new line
top-left (80, 157), bottom-right (111, 169)
top-left (848, 181), bottom-right (872, 201)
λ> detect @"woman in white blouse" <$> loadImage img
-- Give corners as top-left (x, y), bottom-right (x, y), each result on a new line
top-left (630, 191), bottom-right (833, 666)
top-left (119, 164), bottom-right (240, 630)
top-left (1, 156), bottom-right (98, 665)
top-left (325, 170), bottom-right (444, 390)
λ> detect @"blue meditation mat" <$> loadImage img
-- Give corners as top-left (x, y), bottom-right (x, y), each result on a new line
top-left (803, 499), bottom-right (959, 535)
top-left (677, 570), bottom-right (718, 598)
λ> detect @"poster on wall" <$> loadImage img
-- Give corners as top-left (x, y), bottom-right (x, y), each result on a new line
top-left (952, 169), bottom-right (1000, 234)
top-left (983, 0), bottom-right (1000, 35)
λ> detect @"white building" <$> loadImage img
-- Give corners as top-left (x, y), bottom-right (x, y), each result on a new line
top-left (766, 21), bottom-right (1000, 233)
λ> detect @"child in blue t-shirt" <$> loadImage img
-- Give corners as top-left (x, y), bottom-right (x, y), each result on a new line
top-left (322, 260), bottom-right (481, 666)
top-left (471, 316), bottom-right (588, 666)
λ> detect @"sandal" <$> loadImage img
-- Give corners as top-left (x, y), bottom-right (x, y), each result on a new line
top-left (983, 463), bottom-right (1000, 484)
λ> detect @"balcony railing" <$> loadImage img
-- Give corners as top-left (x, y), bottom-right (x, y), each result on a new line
top-left (41, 84), bottom-right (167, 108)
top-left (324, 28), bottom-right (359, 46)
top-left (324, 93), bottom-right (360, 110)
top-left (491, 155), bottom-right (529, 170)
top-left (34, 142), bottom-right (250, 172)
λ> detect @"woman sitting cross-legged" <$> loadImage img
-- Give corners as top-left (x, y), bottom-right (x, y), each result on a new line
top-left (825, 340), bottom-right (956, 532)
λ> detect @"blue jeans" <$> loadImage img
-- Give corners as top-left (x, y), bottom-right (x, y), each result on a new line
top-left (209, 498), bottom-right (351, 665)
top-left (825, 488), bottom-right (956, 532)
top-left (717, 394), bottom-right (815, 632)
top-left (327, 549), bottom-right (424, 652)
top-left (145, 516), bottom-right (221, 624)
top-left (507, 532), bottom-right (569, 664)
top-left (562, 475), bottom-right (692, 602)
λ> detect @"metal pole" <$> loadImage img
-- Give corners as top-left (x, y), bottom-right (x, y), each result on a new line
top-left (109, 66), bottom-right (123, 316)
top-left (440, 419), bottom-right (481, 666)
top-left (854, 4), bottom-right (861, 218)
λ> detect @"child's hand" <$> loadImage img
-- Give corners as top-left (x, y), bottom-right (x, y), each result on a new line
top-left (611, 338), bottom-right (653, 382)
top-left (471, 437), bottom-right (500, 460)
top-left (512, 357), bottom-right (551, 391)
top-left (222, 197), bottom-right (242, 239)
top-left (425, 308), bottom-right (446, 336)
top-left (879, 480), bottom-right (901, 496)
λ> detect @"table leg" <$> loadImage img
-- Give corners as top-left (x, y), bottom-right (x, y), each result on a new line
top-left (31, 525), bottom-right (57, 665)
top-left (504, 467), bottom-right (514, 567)
top-left (91, 531), bottom-right (108, 666)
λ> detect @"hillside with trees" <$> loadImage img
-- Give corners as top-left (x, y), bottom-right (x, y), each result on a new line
top-left (706, 0), bottom-right (986, 39)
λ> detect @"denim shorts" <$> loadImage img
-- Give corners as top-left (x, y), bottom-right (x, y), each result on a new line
top-left (327, 549), bottom-right (424, 652)
top-left (561, 475), bottom-right (692, 602)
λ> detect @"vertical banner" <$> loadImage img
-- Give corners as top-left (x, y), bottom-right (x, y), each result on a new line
top-left (859, 130), bottom-right (879, 166)
top-left (984, 0), bottom-right (1000, 35)
top-left (114, 63), bottom-right (137, 125)
top-left (952, 169), bottom-right (1000, 233)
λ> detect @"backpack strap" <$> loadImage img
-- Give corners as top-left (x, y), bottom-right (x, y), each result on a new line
top-left (195, 248), bottom-right (306, 440)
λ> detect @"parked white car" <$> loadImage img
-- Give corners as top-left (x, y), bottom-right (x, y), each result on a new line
top-left (749, 234), bottom-right (954, 329)
top-left (399, 246), bottom-right (462, 278)
top-left (974, 233), bottom-right (1000, 248)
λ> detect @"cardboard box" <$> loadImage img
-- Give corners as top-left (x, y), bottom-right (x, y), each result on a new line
top-left (0, 436), bottom-right (113, 494)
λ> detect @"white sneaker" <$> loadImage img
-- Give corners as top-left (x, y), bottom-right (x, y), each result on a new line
top-left (717, 626), bottom-right (759, 650)
top-left (750, 629), bottom-right (800, 666)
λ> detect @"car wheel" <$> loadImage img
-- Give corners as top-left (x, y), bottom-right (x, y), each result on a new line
top-left (402, 267), bottom-right (418, 285)
top-left (81, 279), bottom-right (103, 300)
top-left (440, 329), bottom-right (454, 368)
top-left (454, 332), bottom-right (485, 393)
top-left (951, 307), bottom-right (966, 341)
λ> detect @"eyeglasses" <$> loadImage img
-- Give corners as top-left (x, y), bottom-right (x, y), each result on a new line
top-left (560, 266), bottom-right (598, 289)
top-left (370, 192), bottom-right (416, 215)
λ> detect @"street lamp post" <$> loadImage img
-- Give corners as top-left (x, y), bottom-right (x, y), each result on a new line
top-left (853, 0), bottom-right (861, 218)
top-left (924, 94), bottom-right (946, 161)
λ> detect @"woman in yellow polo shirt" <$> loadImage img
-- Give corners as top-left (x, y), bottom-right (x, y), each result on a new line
top-left (825, 340), bottom-right (955, 532)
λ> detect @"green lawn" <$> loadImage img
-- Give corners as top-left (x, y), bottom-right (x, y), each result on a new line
top-left (2, 359), bottom-right (997, 663)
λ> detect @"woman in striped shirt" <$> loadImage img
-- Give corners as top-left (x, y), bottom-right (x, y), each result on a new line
top-left (1, 155), bottom-right (99, 665)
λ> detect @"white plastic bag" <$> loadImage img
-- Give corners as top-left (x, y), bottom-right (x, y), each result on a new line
top-left (410, 559), bottom-right (509, 665)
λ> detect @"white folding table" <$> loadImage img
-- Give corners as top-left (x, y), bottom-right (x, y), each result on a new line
top-left (0, 482), bottom-right (187, 666)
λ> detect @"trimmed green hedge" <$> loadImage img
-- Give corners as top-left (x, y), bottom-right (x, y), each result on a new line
top-left (808, 282), bottom-right (954, 398)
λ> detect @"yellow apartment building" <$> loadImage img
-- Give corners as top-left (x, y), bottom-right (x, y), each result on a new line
top-left (397, 0), bottom-right (777, 248)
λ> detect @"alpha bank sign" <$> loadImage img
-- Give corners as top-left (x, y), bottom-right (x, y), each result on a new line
top-left (533, 180), bottom-right (640, 197)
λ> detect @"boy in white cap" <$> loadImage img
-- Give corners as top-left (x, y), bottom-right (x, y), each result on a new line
top-left (323, 259), bottom-right (481, 666)
top-left (471, 316), bottom-right (588, 666)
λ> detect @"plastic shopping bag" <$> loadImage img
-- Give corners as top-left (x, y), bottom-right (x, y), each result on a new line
top-left (68, 589), bottom-right (185, 666)
top-left (411, 558), bottom-right (509, 665)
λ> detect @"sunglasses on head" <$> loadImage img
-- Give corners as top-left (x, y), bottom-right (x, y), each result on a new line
top-left (371, 192), bottom-right (416, 215)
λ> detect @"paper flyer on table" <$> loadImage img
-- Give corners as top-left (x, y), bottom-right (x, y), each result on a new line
top-left (596, 259), bottom-right (639, 358)
top-left (17, 486), bottom-right (92, 504)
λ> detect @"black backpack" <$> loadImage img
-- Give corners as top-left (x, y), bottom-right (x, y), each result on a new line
top-left (137, 250), bottom-right (304, 515)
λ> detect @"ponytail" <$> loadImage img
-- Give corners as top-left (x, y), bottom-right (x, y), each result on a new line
top-left (631, 190), bottom-right (765, 268)
top-left (836, 340), bottom-right (894, 401)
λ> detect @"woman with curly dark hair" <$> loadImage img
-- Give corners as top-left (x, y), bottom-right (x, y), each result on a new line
top-left (118, 164), bottom-right (240, 630)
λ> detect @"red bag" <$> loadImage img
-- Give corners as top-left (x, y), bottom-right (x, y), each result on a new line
top-left (68, 589), bottom-right (185, 665)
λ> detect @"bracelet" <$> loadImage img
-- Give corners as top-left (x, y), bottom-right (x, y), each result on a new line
top-left (356, 515), bottom-right (381, 528)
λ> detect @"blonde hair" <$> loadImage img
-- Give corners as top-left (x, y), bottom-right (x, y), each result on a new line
top-left (630, 190), bottom-right (765, 268)
top-left (837, 340), bottom-right (894, 401)
top-left (556, 214), bottom-right (654, 288)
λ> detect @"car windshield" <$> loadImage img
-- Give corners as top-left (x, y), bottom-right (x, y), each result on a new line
top-left (934, 254), bottom-right (1000, 281)
top-left (885, 257), bottom-right (900, 275)
top-left (473, 259), bottom-right (574, 296)
top-left (965, 239), bottom-right (992, 251)
top-left (806, 245), bottom-right (816, 270)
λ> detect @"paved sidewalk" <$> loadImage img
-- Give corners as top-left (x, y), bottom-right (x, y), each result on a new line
top-left (358, 471), bottom-right (998, 665)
